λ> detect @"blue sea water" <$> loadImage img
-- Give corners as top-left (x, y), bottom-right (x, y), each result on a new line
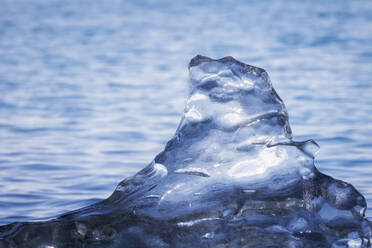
top-left (0, 0), bottom-right (371, 225)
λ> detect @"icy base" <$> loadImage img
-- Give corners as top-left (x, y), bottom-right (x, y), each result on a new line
top-left (0, 56), bottom-right (371, 248)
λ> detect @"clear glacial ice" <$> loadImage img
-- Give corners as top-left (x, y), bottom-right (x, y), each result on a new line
top-left (0, 55), bottom-right (371, 248)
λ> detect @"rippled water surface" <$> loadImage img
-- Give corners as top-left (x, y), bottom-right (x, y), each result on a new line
top-left (0, 0), bottom-right (371, 225)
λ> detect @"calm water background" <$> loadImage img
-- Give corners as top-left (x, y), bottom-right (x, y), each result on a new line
top-left (0, 0), bottom-right (372, 225)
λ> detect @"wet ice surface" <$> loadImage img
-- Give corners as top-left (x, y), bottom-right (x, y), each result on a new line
top-left (0, 56), bottom-right (371, 247)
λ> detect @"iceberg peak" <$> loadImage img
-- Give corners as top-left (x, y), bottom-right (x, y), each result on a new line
top-left (155, 55), bottom-right (300, 187)
top-left (186, 55), bottom-right (291, 136)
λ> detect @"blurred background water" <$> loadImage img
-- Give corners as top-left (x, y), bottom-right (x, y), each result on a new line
top-left (0, 0), bottom-right (371, 225)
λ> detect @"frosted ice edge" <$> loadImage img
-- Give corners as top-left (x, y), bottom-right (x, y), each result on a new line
top-left (0, 55), bottom-right (371, 248)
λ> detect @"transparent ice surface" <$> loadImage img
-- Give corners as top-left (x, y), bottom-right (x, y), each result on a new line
top-left (0, 56), bottom-right (370, 248)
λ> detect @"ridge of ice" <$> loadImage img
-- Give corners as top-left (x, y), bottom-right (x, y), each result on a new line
top-left (0, 55), bottom-right (370, 248)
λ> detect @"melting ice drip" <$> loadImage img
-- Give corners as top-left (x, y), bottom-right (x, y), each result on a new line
top-left (0, 56), bottom-right (371, 248)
